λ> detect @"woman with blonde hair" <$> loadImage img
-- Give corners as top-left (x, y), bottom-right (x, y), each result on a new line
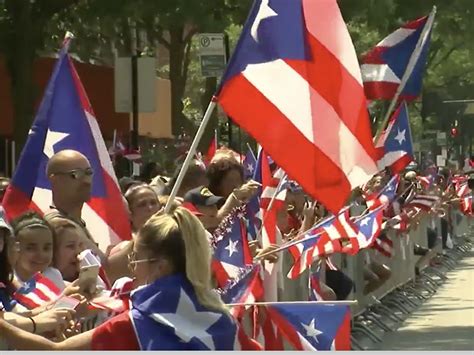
top-left (0, 207), bottom-right (240, 350)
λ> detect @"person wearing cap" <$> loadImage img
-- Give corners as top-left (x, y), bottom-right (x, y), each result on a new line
top-left (182, 186), bottom-right (224, 232)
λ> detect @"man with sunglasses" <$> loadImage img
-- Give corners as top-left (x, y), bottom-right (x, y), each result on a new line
top-left (45, 150), bottom-right (94, 223)
top-left (44, 150), bottom-right (107, 269)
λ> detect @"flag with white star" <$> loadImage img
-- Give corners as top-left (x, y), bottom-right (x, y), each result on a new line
top-left (365, 175), bottom-right (400, 210)
top-left (216, 0), bottom-right (379, 215)
top-left (2, 36), bottom-right (131, 250)
top-left (345, 206), bottom-right (384, 254)
top-left (243, 147), bottom-right (257, 180)
top-left (129, 274), bottom-right (238, 350)
top-left (211, 207), bottom-right (254, 287)
top-left (13, 272), bottom-right (62, 309)
top-left (218, 263), bottom-right (263, 318)
top-left (375, 102), bottom-right (414, 174)
top-left (266, 302), bottom-right (351, 350)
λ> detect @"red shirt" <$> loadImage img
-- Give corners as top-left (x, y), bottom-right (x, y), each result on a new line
top-left (91, 312), bottom-right (140, 350)
top-left (91, 310), bottom-right (263, 351)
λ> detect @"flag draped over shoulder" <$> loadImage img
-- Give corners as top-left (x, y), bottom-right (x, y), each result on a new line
top-left (130, 274), bottom-right (238, 350)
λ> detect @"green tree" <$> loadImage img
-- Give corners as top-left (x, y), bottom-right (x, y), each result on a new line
top-left (0, 0), bottom-right (82, 151)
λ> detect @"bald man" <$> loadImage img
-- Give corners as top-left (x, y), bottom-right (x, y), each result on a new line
top-left (46, 150), bottom-right (93, 221)
top-left (44, 150), bottom-right (112, 278)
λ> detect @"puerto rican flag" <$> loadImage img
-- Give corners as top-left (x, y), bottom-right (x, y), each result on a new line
top-left (405, 194), bottom-right (439, 212)
top-left (219, 264), bottom-right (264, 318)
top-left (375, 102), bottom-right (414, 174)
top-left (417, 174), bottom-right (435, 190)
top-left (2, 35), bottom-right (131, 250)
top-left (453, 178), bottom-right (472, 215)
top-left (344, 206), bottom-right (384, 254)
top-left (316, 207), bottom-right (358, 253)
top-left (286, 224), bottom-right (326, 280)
top-left (265, 303), bottom-right (351, 350)
top-left (216, 0), bottom-right (378, 214)
top-left (92, 274), bottom-right (240, 350)
top-left (255, 150), bottom-right (287, 301)
top-left (361, 13), bottom-right (434, 101)
top-left (212, 207), bottom-right (254, 287)
top-left (243, 148), bottom-right (257, 180)
top-left (13, 273), bottom-right (61, 309)
top-left (286, 208), bottom-right (354, 279)
top-left (365, 175), bottom-right (400, 210)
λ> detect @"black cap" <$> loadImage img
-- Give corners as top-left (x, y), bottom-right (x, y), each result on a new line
top-left (184, 186), bottom-right (224, 207)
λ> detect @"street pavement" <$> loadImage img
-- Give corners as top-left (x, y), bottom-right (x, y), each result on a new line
top-left (379, 249), bottom-right (474, 351)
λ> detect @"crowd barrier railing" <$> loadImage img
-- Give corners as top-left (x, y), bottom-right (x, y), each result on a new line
top-left (274, 210), bottom-right (472, 349)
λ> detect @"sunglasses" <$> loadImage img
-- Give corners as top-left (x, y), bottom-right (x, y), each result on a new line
top-left (127, 251), bottom-right (159, 267)
top-left (53, 168), bottom-right (94, 180)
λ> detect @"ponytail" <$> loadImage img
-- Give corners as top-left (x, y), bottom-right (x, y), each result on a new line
top-left (172, 208), bottom-right (230, 316)
top-left (139, 207), bottom-right (230, 316)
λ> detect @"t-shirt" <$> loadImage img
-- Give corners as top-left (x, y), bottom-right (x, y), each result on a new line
top-left (91, 311), bottom-right (140, 350)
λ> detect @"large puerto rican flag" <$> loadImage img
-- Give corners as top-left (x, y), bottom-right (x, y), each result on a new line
top-left (361, 13), bottom-right (434, 101)
top-left (2, 34), bottom-right (131, 250)
top-left (216, 0), bottom-right (378, 213)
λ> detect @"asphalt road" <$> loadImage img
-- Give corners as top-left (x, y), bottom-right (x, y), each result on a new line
top-left (380, 249), bottom-right (474, 351)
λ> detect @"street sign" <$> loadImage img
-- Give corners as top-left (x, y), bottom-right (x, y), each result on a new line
top-left (114, 57), bottom-right (156, 113)
top-left (436, 131), bottom-right (447, 146)
top-left (198, 33), bottom-right (226, 78)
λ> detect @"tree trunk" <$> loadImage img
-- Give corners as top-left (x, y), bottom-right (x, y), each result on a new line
top-left (199, 76), bottom-right (218, 151)
top-left (6, 0), bottom-right (37, 158)
top-left (168, 26), bottom-right (187, 136)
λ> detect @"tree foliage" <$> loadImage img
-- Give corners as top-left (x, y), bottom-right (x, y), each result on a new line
top-left (0, 0), bottom-right (473, 158)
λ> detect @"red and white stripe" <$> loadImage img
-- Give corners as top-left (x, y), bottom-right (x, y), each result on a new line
top-left (405, 194), bottom-right (439, 211)
top-left (260, 167), bottom-right (287, 211)
top-left (259, 153), bottom-right (285, 301)
top-left (217, 0), bottom-right (378, 214)
top-left (13, 273), bottom-right (61, 309)
top-left (372, 234), bottom-right (394, 258)
top-left (287, 239), bottom-right (336, 280)
top-left (361, 16), bottom-right (428, 100)
top-left (317, 209), bottom-right (358, 253)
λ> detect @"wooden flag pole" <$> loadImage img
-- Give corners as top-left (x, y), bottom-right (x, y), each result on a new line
top-left (374, 6), bottom-right (437, 144)
top-left (164, 99), bottom-right (218, 213)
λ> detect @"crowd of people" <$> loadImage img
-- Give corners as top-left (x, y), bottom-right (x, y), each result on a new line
top-left (0, 147), bottom-right (472, 350)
